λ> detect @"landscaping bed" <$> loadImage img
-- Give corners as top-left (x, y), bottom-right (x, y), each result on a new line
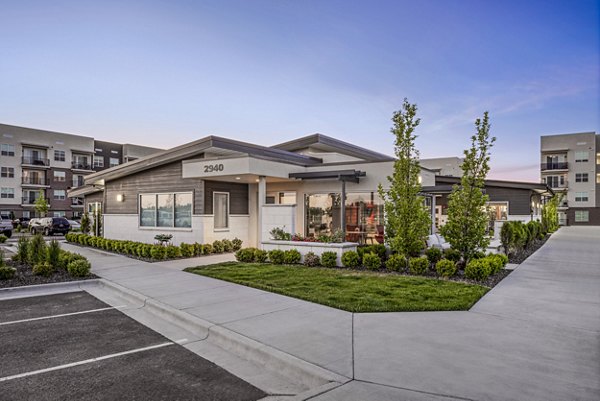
top-left (185, 262), bottom-right (489, 313)
top-left (65, 233), bottom-right (242, 262)
top-left (0, 261), bottom-right (97, 288)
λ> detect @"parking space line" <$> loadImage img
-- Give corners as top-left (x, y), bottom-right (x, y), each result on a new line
top-left (0, 306), bottom-right (126, 326)
top-left (0, 342), bottom-right (174, 382)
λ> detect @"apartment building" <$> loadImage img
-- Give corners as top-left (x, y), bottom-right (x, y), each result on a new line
top-left (540, 131), bottom-right (600, 225)
top-left (0, 123), bottom-right (161, 220)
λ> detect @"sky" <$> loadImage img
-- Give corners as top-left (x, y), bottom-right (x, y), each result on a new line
top-left (1, 0), bottom-right (598, 181)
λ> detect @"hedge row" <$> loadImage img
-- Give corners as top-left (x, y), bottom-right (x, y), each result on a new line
top-left (234, 247), bottom-right (508, 281)
top-left (500, 220), bottom-right (545, 255)
top-left (0, 235), bottom-right (92, 280)
top-left (65, 233), bottom-right (242, 261)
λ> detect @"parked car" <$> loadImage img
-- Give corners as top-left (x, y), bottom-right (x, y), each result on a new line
top-left (29, 218), bottom-right (42, 234)
top-left (0, 217), bottom-right (13, 238)
top-left (30, 217), bottom-right (71, 236)
top-left (67, 219), bottom-right (81, 230)
top-left (13, 217), bottom-right (31, 228)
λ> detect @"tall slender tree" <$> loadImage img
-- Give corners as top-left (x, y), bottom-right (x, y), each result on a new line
top-left (34, 190), bottom-right (49, 217)
top-left (440, 112), bottom-right (495, 264)
top-left (378, 99), bottom-right (431, 257)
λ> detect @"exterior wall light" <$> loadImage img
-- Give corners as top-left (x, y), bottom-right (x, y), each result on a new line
top-left (116, 194), bottom-right (125, 202)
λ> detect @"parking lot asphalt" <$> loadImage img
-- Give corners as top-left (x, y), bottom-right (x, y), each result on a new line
top-left (0, 292), bottom-right (266, 401)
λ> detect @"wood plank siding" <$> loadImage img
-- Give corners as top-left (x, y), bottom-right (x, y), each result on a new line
top-left (203, 180), bottom-right (249, 215)
top-left (104, 161), bottom-right (204, 214)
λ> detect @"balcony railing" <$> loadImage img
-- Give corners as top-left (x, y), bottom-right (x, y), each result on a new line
top-left (22, 196), bottom-right (41, 205)
top-left (22, 176), bottom-right (47, 185)
top-left (71, 198), bottom-right (84, 206)
top-left (22, 156), bottom-right (50, 166)
top-left (71, 161), bottom-right (93, 170)
top-left (541, 162), bottom-right (568, 171)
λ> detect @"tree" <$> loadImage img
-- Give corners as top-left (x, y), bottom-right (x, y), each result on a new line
top-left (34, 190), bottom-right (49, 217)
top-left (378, 99), bottom-right (431, 257)
top-left (80, 212), bottom-right (91, 234)
top-left (440, 112), bottom-right (495, 264)
top-left (541, 193), bottom-right (562, 233)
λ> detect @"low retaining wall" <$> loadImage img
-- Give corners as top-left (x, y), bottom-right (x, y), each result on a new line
top-left (261, 240), bottom-right (358, 267)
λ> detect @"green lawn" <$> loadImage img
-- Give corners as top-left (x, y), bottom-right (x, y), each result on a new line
top-left (184, 262), bottom-right (489, 313)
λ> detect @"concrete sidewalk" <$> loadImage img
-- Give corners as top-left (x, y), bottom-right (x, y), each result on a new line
top-left (63, 227), bottom-right (600, 401)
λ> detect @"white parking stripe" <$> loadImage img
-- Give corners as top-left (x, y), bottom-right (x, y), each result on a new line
top-left (0, 306), bottom-right (126, 326)
top-left (0, 342), bottom-right (173, 382)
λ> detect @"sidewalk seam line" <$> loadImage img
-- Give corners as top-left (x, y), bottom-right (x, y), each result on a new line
top-left (353, 379), bottom-right (479, 401)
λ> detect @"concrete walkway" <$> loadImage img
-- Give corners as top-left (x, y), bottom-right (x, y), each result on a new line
top-left (63, 226), bottom-right (600, 401)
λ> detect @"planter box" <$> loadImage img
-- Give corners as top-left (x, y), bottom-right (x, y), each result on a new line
top-left (261, 240), bottom-right (358, 267)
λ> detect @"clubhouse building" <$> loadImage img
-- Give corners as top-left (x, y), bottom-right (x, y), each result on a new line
top-left (69, 134), bottom-right (552, 246)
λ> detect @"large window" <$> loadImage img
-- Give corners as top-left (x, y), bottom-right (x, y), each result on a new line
top-left (109, 157), bottom-right (120, 167)
top-left (575, 173), bottom-right (589, 183)
top-left (93, 155), bottom-right (104, 168)
top-left (305, 192), bottom-right (385, 244)
top-left (54, 171), bottom-right (66, 182)
top-left (214, 192), bottom-right (229, 229)
top-left (53, 190), bottom-right (66, 200)
top-left (574, 210), bottom-right (589, 222)
top-left (140, 193), bottom-right (192, 228)
top-left (487, 202), bottom-right (508, 221)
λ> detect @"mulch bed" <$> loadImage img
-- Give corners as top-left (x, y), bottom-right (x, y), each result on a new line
top-left (507, 235), bottom-right (550, 264)
top-left (0, 262), bottom-right (98, 289)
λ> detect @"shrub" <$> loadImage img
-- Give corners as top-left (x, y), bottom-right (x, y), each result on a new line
top-left (495, 253), bottom-right (509, 267)
top-left (28, 234), bottom-right (47, 266)
top-left (443, 248), bottom-right (461, 263)
top-left (0, 234), bottom-right (7, 243)
top-left (232, 238), bottom-right (243, 251)
top-left (180, 243), bottom-right (195, 258)
top-left (341, 251), bottom-right (360, 268)
top-left (13, 237), bottom-right (30, 263)
top-left (253, 249), bottom-right (268, 263)
top-left (472, 250), bottom-right (486, 259)
top-left (409, 256), bottom-right (429, 275)
top-left (270, 227), bottom-right (291, 241)
top-left (222, 239), bottom-right (233, 252)
top-left (268, 249), bottom-right (285, 264)
top-left (203, 243), bottom-right (213, 254)
top-left (385, 254), bottom-right (406, 272)
top-left (436, 259), bottom-right (457, 278)
top-left (150, 245), bottom-right (166, 260)
top-left (67, 259), bottom-right (91, 277)
top-left (363, 252), bottom-right (382, 270)
top-left (33, 262), bottom-right (54, 277)
top-left (235, 248), bottom-right (256, 262)
top-left (321, 251), bottom-right (338, 268)
top-left (47, 240), bottom-right (61, 268)
top-left (193, 242), bottom-right (203, 256)
top-left (283, 249), bottom-right (301, 264)
top-left (425, 247), bottom-right (442, 265)
top-left (485, 255), bottom-right (504, 275)
top-left (0, 266), bottom-right (16, 280)
top-left (165, 245), bottom-right (182, 259)
top-left (154, 234), bottom-right (173, 245)
top-left (358, 244), bottom-right (386, 263)
top-left (212, 240), bottom-right (224, 254)
top-left (465, 258), bottom-right (491, 281)
top-left (303, 252), bottom-right (320, 267)
top-left (142, 244), bottom-right (153, 258)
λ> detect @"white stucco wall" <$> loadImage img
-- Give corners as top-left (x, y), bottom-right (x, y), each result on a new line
top-left (103, 214), bottom-right (249, 246)
top-left (261, 205), bottom-right (296, 243)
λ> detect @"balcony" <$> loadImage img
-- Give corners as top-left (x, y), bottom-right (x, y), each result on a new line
top-left (22, 176), bottom-right (47, 186)
top-left (541, 162), bottom-right (568, 171)
top-left (22, 156), bottom-right (50, 167)
top-left (71, 198), bottom-right (84, 207)
top-left (72, 178), bottom-right (85, 188)
top-left (22, 196), bottom-right (41, 205)
top-left (71, 161), bottom-right (93, 171)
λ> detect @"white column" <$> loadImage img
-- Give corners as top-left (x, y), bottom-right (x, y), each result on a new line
top-left (431, 195), bottom-right (436, 234)
top-left (257, 176), bottom-right (266, 248)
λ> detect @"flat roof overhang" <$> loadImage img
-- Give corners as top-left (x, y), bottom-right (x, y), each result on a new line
top-left (288, 169), bottom-right (366, 183)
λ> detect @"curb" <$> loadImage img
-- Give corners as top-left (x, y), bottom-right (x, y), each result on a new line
top-left (0, 279), bottom-right (100, 300)
top-left (96, 278), bottom-right (349, 390)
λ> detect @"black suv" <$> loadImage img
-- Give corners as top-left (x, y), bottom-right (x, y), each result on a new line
top-left (31, 217), bottom-right (71, 236)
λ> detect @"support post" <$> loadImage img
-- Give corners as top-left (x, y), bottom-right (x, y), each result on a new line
top-left (431, 195), bottom-right (436, 234)
top-left (258, 176), bottom-right (266, 249)
top-left (340, 179), bottom-right (346, 240)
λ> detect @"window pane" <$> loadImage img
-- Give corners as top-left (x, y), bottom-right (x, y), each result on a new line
top-left (214, 193), bottom-right (229, 229)
top-left (157, 194), bottom-right (174, 227)
top-left (345, 192), bottom-right (385, 244)
top-left (175, 193), bottom-right (192, 228)
top-left (305, 193), bottom-right (341, 238)
top-left (140, 195), bottom-right (156, 227)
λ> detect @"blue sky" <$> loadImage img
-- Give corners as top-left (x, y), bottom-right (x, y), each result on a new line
top-left (1, 0), bottom-right (598, 181)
